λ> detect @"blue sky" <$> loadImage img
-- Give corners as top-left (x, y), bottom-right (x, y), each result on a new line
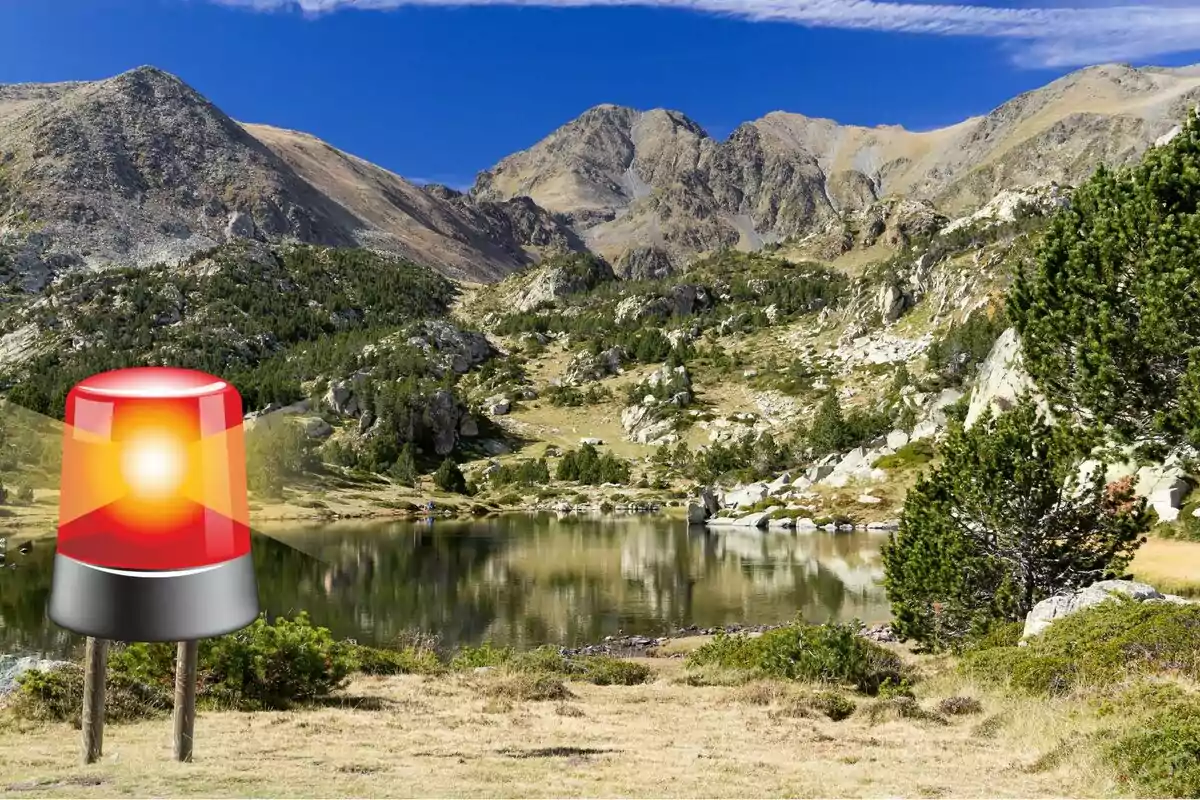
top-left (3, 0), bottom-right (1200, 190)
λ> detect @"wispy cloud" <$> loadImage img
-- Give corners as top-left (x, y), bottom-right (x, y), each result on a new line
top-left (206, 0), bottom-right (1200, 68)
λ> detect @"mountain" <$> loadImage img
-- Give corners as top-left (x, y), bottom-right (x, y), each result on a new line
top-left (0, 66), bottom-right (577, 289)
top-left (2, 62), bottom-right (1199, 290)
top-left (472, 63), bottom-right (1200, 265)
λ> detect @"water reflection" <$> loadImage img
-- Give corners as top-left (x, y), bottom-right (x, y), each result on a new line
top-left (0, 515), bottom-right (890, 658)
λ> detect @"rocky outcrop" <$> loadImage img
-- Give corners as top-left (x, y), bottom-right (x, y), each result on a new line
top-left (508, 253), bottom-right (616, 312)
top-left (405, 319), bottom-right (494, 376)
top-left (965, 328), bottom-right (1042, 427)
top-left (561, 346), bottom-right (626, 385)
top-left (616, 246), bottom-right (676, 281)
top-left (1023, 580), bottom-right (1194, 639)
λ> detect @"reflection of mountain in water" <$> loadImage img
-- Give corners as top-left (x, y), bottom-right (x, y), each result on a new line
top-left (1, 516), bottom-right (891, 658)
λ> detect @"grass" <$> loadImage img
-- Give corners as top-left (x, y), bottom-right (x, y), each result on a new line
top-left (1130, 536), bottom-right (1200, 597)
top-left (0, 654), bottom-right (1130, 798)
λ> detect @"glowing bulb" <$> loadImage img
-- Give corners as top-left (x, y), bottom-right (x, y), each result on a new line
top-left (121, 435), bottom-right (187, 498)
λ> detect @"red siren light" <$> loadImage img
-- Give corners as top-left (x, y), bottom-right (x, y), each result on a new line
top-left (48, 367), bottom-right (259, 642)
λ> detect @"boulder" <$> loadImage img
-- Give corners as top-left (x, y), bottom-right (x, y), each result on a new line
top-left (965, 328), bottom-right (1045, 428)
top-left (857, 494), bottom-right (883, 505)
top-left (725, 483), bottom-right (769, 509)
top-left (886, 430), bottom-right (910, 451)
top-left (302, 417), bottom-right (333, 440)
top-left (686, 503), bottom-right (708, 524)
top-left (733, 510), bottom-right (777, 528)
top-left (795, 518), bottom-right (818, 530)
top-left (877, 284), bottom-right (908, 323)
top-left (700, 487), bottom-right (721, 517)
top-left (769, 515), bottom-right (796, 529)
top-left (486, 397), bottom-right (511, 416)
top-left (1022, 580), bottom-right (1192, 639)
top-left (767, 472), bottom-right (792, 494)
top-left (580, 437), bottom-right (604, 446)
top-left (459, 415), bottom-right (480, 438)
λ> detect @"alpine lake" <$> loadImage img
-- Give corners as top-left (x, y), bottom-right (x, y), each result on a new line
top-left (0, 513), bottom-right (890, 659)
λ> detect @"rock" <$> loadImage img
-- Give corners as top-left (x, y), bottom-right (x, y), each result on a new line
top-left (302, 417), bottom-right (332, 439)
top-left (795, 517), bottom-right (817, 530)
top-left (867, 520), bottom-right (900, 530)
top-left (562, 346), bottom-right (627, 384)
top-left (225, 211), bottom-right (257, 240)
top-left (480, 439), bottom-right (510, 456)
top-left (857, 494), bottom-right (883, 505)
top-left (733, 510), bottom-right (777, 528)
top-left (1136, 463), bottom-right (1191, 523)
top-left (580, 437), bottom-right (604, 446)
top-left (743, 369), bottom-right (759, 378)
top-left (767, 472), bottom-right (792, 494)
top-left (427, 389), bottom-right (465, 456)
top-left (616, 245), bottom-right (676, 281)
top-left (886, 430), bottom-right (910, 451)
top-left (769, 516), bottom-right (796, 529)
top-left (0, 655), bottom-right (70, 696)
top-left (486, 397), bottom-right (511, 416)
top-left (620, 404), bottom-right (676, 446)
top-left (647, 364), bottom-right (691, 391)
top-left (459, 415), bottom-right (480, 438)
top-left (805, 464), bottom-right (835, 483)
top-left (700, 487), bottom-right (720, 517)
top-left (965, 328), bottom-right (1045, 428)
top-left (877, 283), bottom-right (908, 323)
top-left (406, 319), bottom-right (494, 376)
top-left (324, 380), bottom-right (359, 417)
top-left (1022, 580), bottom-right (1184, 639)
top-left (725, 483), bottom-right (769, 509)
top-left (512, 253), bottom-right (616, 312)
top-left (686, 502), bottom-right (708, 524)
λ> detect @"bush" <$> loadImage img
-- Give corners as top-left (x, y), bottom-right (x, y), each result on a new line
top-left (685, 621), bottom-right (905, 695)
top-left (349, 644), bottom-right (443, 676)
top-left (960, 599), bottom-right (1200, 696)
top-left (1106, 701), bottom-right (1200, 798)
top-left (449, 644), bottom-right (652, 686)
top-left (12, 663), bottom-right (171, 725)
top-left (937, 696), bottom-right (984, 716)
top-left (873, 440), bottom-right (935, 470)
top-left (91, 613), bottom-right (353, 711)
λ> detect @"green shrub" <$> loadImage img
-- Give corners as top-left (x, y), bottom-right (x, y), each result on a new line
top-left (857, 696), bottom-right (948, 725)
top-left (12, 663), bottom-right (171, 725)
top-left (937, 696), bottom-right (984, 716)
top-left (451, 643), bottom-right (516, 671)
top-left (685, 621), bottom-right (905, 695)
top-left (1106, 701), bottom-right (1200, 798)
top-left (872, 440), bottom-right (936, 470)
top-left (349, 645), bottom-right (443, 676)
top-left (580, 657), bottom-right (652, 686)
top-left (449, 645), bottom-right (651, 686)
top-left (960, 599), bottom-right (1200, 696)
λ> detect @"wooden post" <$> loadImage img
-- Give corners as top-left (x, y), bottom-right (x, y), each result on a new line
top-left (80, 637), bottom-right (108, 765)
top-left (172, 640), bottom-right (199, 762)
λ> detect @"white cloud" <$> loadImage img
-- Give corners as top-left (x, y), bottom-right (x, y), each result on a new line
top-left (205, 0), bottom-right (1200, 68)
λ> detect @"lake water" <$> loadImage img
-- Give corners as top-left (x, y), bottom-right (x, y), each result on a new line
top-left (0, 514), bottom-right (891, 659)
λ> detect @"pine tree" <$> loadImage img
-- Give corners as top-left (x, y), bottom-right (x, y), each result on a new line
top-left (808, 391), bottom-right (848, 457)
top-left (433, 458), bottom-right (467, 494)
top-left (1009, 108), bottom-right (1200, 452)
top-left (882, 398), bottom-right (1151, 650)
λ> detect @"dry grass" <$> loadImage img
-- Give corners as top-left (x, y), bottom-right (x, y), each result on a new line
top-left (1130, 536), bottom-right (1200, 596)
top-left (0, 658), bottom-right (1123, 798)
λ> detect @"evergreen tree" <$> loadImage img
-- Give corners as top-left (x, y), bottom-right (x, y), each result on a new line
top-left (389, 443), bottom-right (418, 486)
top-left (433, 458), bottom-right (467, 494)
top-left (882, 398), bottom-right (1151, 650)
top-left (1009, 108), bottom-right (1200, 452)
top-left (808, 391), bottom-right (848, 457)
